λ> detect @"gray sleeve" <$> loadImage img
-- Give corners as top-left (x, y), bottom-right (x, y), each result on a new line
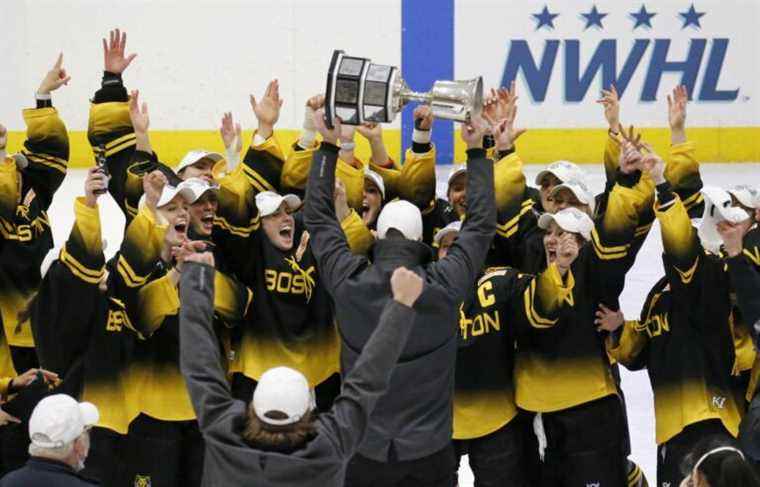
top-left (429, 148), bottom-right (496, 302)
top-left (303, 142), bottom-right (366, 292)
top-left (318, 299), bottom-right (415, 458)
top-left (179, 262), bottom-right (237, 436)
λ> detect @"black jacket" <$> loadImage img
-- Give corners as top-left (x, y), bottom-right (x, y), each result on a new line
top-left (0, 457), bottom-right (98, 486)
top-left (179, 262), bottom-right (415, 487)
top-left (304, 142), bottom-right (496, 462)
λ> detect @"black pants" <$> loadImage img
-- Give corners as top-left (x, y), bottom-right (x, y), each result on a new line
top-left (9, 346), bottom-right (38, 374)
top-left (81, 427), bottom-right (126, 487)
top-left (231, 371), bottom-right (341, 413)
top-left (345, 444), bottom-right (457, 487)
top-left (656, 419), bottom-right (731, 487)
top-left (0, 423), bottom-right (29, 476)
top-left (538, 395), bottom-right (627, 487)
top-left (120, 414), bottom-right (204, 487)
top-left (453, 413), bottom-right (539, 487)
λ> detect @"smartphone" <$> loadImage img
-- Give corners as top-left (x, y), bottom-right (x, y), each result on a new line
top-left (94, 144), bottom-right (110, 195)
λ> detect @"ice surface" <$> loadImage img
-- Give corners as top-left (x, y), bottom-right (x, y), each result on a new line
top-left (45, 164), bottom-right (759, 485)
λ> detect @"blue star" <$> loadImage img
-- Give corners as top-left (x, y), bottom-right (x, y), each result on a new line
top-left (679, 4), bottom-right (706, 29)
top-left (533, 5), bottom-right (559, 31)
top-left (630, 5), bottom-right (657, 30)
top-left (581, 5), bottom-right (608, 30)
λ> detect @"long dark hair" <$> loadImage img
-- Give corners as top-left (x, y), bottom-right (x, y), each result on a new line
top-left (681, 436), bottom-right (760, 487)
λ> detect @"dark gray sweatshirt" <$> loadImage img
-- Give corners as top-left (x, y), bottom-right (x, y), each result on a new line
top-left (179, 262), bottom-right (415, 487)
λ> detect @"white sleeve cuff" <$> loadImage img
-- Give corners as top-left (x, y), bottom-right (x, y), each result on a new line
top-left (412, 128), bottom-right (431, 144)
top-left (35, 92), bottom-right (52, 101)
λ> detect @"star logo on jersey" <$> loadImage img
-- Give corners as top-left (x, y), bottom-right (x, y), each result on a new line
top-left (134, 475), bottom-right (152, 487)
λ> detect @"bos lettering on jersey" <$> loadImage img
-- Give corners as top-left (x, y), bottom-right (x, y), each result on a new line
top-left (459, 279), bottom-right (502, 341)
top-left (264, 263), bottom-right (316, 301)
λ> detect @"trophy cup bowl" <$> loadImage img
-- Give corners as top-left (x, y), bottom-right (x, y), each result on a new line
top-left (325, 50), bottom-right (483, 128)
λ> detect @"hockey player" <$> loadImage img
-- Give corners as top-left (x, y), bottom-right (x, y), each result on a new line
top-left (180, 257), bottom-right (422, 487)
top-left (305, 110), bottom-right (495, 486)
top-left (603, 153), bottom-right (750, 486)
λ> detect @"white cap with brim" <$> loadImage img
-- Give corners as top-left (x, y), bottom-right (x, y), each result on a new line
top-left (538, 207), bottom-right (594, 241)
top-left (535, 160), bottom-right (584, 186)
top-left (29, 394), bottom-right (99, 449)
top-left (699, 186), bottom-right (752, 253)
top-left (728, 185), bottom-right (760, 210)
top-left (255, 191), bottom-right (302, 218)
top-left (252, 367), bottom-right (313, 426)
top-left (177, 177), bottom-right (220, 204)
top-left (157, 184), bottom-right (197, 208)
top-left (176, 150), bottom-right (224, 175)
top-left (364, 169), bottom-right (386, 199)
top-left (434, 220), bottom-right (463, 245)
top-left (447, 165), bottom-right (467, 188)
top-left (376, 200), bottom-right (423, 241)
top-left (550, 179), bottom-right (596, 214)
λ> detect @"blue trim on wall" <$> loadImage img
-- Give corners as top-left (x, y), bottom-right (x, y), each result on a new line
top-left (401, 0), bottom-right (454, 164)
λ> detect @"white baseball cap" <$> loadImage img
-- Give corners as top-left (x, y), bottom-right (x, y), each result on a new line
top-left (157, 184), bottom-right (196, 208)
top-left (699, 186), bottom-right (752, 252)
top-left (364, 169), bottom-right (386, 199)
top-left (252, 367), bottom-right (314, 426)
top-left (538, 207), bottom-right (594, 241)
top-left (177, 177), bottom-right (219, 204)
top-left (550, 179), bottom-right (596, 214)
top-left (434, 220), bottom-right (462, 245)
top-left (29, 394), bottom-right (99, 449)
top-left (447, 165), bottom-right (467, 188)
top-left (176, 150), bottom-right (224, 175)
top-left (376, 200), bottom-right (423, 241)
top-left (255, 191), bottom-right (302, 218)
top-left (535, 161), bottom-right (585, 186)
top-left (728, 185), bottom-right (760, 210)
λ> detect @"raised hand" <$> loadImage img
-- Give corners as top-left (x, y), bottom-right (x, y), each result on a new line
top-left (668, 85), bottom-right (688, 144)
top-left (356, 122), bottom-right (383, 142)
top-left (143, 170), bottom-right (167, 211)
top-left (102, 28), bottom-right (137, 74)
top-left (313, 108), bottom-right (341, 145)
top-left (717, 219), bottom-right (753, 257)
top-left (597, 84), bottom-right (621, 133)
top-left (619, 140), bottom-right (643, 175)
top-left (251, 79), bottom-right (283, 138)
top-left (640, 143), bottom-right (665, 184)
top-left (306, 94), bottom-right (325, 111)
top-left (84, 167), bottom-right (109, 207)
top-left (413, 105), bottom-right (434, 130)
top-left (595, 304), bottom-right (624, 333)
top-left (391, 267), bottom-right (424, 308)
top-left (489, 104), bottom-right (526, 152)
top-left (220, 112), bottom-right (242, 153)
top-left (11, 368), bottom-right (59, 389)
top-left (461, 114), bottom-right (490, 149)
top-left (38, 53), bottom-right (71, 95)
top-left (556, 233), bottom-right (579, 274)
top-left (183, 251), bottom-right (215, 267)
top-left (172, 241), bottom-right (212, 271)
top-left (333, 179), bottom-right (351, 222)
top-left (128, 90), bottom-right (150, 135)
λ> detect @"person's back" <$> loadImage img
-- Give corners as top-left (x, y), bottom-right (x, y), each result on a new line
top-left (303, 111), bottom-right (496, 484)
top-left (1, 457), bottom-right (98, 487)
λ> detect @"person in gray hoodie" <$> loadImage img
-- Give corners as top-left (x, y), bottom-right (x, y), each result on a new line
top-left (178, 250), bottom-right (422, 487)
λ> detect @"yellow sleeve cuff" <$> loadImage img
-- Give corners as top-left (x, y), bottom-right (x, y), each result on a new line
top-left (341, 210), bottom-right (374, 255)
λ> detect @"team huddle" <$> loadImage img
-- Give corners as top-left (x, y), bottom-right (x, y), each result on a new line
top-left (0, 28), bottom-right (759, 487)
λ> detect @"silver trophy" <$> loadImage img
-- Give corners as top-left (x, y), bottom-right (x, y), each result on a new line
top-left (325, 50), bottom-right (483, 128)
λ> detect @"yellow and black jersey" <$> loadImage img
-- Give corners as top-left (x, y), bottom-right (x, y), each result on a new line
top-left (87, 74), bottom-right (182, 224)
top-left (607, 192), bottom-right (744, 445)
top-left (224, 213), bottom-right (341, 388)
top-left (454, 267), bottom-right (533, 440)
top-left (513, 186), bottom-right (640, 413)
top-left (128, 264), bottom-right (251, 423)
top-left (0, 107), bottom-right (69, 348)
top-left (31, 198), bottom-right (144, 434)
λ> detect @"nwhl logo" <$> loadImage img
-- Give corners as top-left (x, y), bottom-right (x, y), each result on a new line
top-left (502, 4), bottom-right (738, 103)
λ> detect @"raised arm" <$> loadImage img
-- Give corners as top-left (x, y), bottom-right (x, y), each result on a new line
top-left (179, 257), bottom-right (237, 433)
top-left (720, 221), bottom-right (760, 342)
top-left (319, 267), bottom-right (418, 457)
top-left (429, 116), bottom-right (496, 301)
top-left (303, 111), bottom-right (366, 291)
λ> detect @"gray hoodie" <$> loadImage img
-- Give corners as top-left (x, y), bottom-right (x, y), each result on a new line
top-left (179, 262), bottom-right (415, 487)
